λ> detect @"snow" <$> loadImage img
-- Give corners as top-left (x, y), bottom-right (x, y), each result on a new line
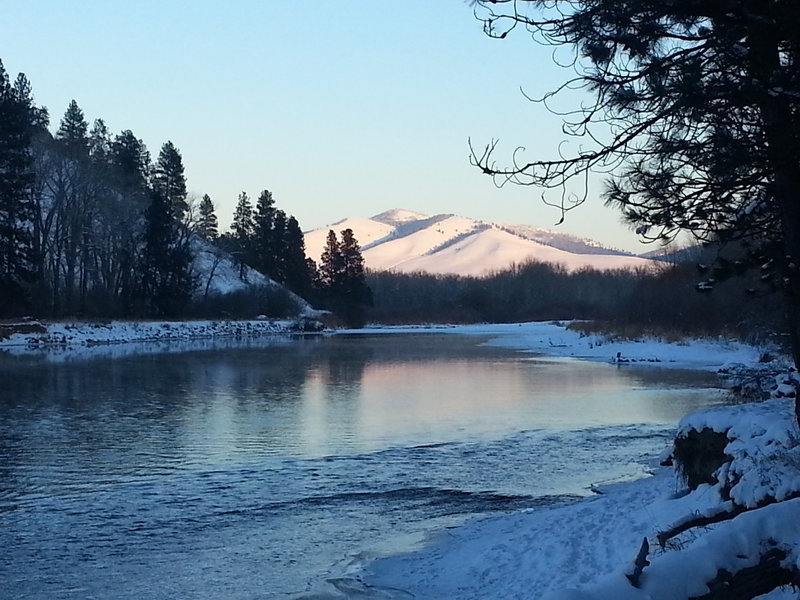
top-left (499, 222), bottom-right (629, 256)
top-left (303, 217), bottom-right (396, 263)
top-left (304, 208), bottom-right (657, 276)
top-left (371, 208), bottom-right (431, 226)
top-left (334, 322), bottom-right (800, 599)
top-left (363, 214), bottom-right (486, 272)
top-left (0, 318), bottom-right (320, 362)
top-left (0, 237), bottom-right (321, 361)
top-left (391, 228), bottom-right (654, 276)
top-left (190, 237), bottom-right (313, 316)
top-left (678, 389), bottom-right (800, 509)
top-left (345, 321), bottom-right (763, 371)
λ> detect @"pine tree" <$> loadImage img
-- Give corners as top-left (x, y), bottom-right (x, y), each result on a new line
top-left (139, 189), bottom-right (194, 316)
top-left (56, 100), bottom-right (89, 159)
top-left (98, 129), bottom-right (151, 312)
top-left (305, 257), bottom-right (321, 294)
top-left (317, 228), bottom-right (371, 326)
top-left (252, 189), bottom-right (277, 278)
top-left (0, 60), bottom-right (39, 315)
top-left (52, 100), bottom-right (93, 313)
top-left (230, 191), bottom-right (255, 275)
top-left (271, 209), bottom-right (288, 282)
top-left (472, 0), bottom-right (800, 377)
top-left (338, 228), bottom-right (372, 325)
top-left (152, 140), bottom-right (188, 221)
top-left (88, 118), bottom-right (111, 164)
top-left (196, 193), bottom-right (219, 241)
top-left (231, 191), bottom-right (254, 245)
top-left (340, 229), bottom-right (369, 294)
top-left (281, 215), bottom-right (312, 295)
top-left (10, 72), bottom-right (48, 129)
top-left (319, 229), bottom-right (343, 292)
top-left (110, 129), bottom-right (150, 194)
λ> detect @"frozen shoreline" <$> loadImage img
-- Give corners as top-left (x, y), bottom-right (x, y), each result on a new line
top-left (0, 317), bottom-right (322, 361)
top-left (342, 321), bottom-right (765, 371)
top-left (1, 319), bottom-right (765, 371)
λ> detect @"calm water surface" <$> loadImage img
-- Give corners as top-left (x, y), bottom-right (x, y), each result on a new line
top-left (0, 333), bottom-right (727, 599)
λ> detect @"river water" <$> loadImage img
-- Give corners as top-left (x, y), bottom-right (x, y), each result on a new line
top-left (0, 332), bottom-right (727, 599)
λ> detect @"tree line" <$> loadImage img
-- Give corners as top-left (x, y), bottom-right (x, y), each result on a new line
top-left (214, 189), bottom-right (372, 326)
top-left (0, 59), bottom-right (371, 324)
top-left (367, 255), bottom-right (783, 345)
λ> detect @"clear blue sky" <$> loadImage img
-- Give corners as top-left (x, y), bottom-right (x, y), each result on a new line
top-left (1, 0), bottom-right (651, 252)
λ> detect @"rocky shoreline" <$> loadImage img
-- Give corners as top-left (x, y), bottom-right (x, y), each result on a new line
top-left (0, 317), bottom-right (323, 349)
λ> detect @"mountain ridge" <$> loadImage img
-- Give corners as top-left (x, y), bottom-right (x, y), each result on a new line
top-left (304, 209), bottom-right (655, 276)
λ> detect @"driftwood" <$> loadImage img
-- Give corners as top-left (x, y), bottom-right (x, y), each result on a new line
top-left (657, 492), bottom-right (800, 548)
top-left (626, 544), bottom-right (796, 599)
top-left (689, 549), bottom-right (796, 600)
top-left (657, 506), bottom-right (746, 548)
top-left (625, 537), bottom-right (650, 588)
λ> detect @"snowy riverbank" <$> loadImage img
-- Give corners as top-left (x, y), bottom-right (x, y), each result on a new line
top-left (1, 319), bottom-right (764, 370)
top-left (335, 323), bottom-right (800, 600)
top-left (343, 321), bottom-right (765, 371)
top-left (0, 317), bottom-right (322, 361)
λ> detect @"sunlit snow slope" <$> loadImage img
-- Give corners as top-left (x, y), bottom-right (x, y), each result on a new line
top-left (304, 208), bottom-right (655, 276)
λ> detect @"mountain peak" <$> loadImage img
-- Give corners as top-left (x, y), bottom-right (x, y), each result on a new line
top-left (371, 208), bottom-right (430, 227)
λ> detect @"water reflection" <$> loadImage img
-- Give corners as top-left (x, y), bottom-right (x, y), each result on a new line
top-left (0, 334), bottom-right (725, 476)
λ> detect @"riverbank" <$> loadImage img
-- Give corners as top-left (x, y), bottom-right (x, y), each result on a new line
top-left (1, 319), bottom-right (766, 369)
top-left (0, 317), bottom-right (323, 355)
top-left (342, 321), bottom-right (766, 371)
top-left (338, 324), bottom-right (800, 600)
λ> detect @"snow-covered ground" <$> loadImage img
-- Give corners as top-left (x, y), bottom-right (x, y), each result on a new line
top-left (342, 321), bottom-right (764, 371)
top-left (0, 317), bottom-right (321, 362)
top-left (2, 320), bottom-right (761, 371)
top-left (335, 322), bottom-right (800, 600)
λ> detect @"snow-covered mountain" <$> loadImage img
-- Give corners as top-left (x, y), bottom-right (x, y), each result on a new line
top-left (304, 209), bottom-right (655, 276)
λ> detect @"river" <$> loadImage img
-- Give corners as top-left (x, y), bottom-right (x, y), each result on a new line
top-left (0, 332), bottom-right (728, 599)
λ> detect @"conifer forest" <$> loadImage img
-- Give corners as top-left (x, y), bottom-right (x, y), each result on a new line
top-left (0, 59), bottom-right (370, 325)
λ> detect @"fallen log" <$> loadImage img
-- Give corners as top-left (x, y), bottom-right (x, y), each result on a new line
top-left (658, 492), bottom-right (800, 548)
top-left (657, 506), bottom-right (745, 548)
top-left (689, 548), bottom-right (795, 600)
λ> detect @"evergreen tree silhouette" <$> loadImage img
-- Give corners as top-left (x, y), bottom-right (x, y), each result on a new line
top-left (56, 99), bottom-right (89, 159)
top-left (0, 60), bottom-right (39, 315)
top-left (152, 141), bottom-right (188, 220)
top-left (139, 189), bottom-right (194, 316)
top-left (196, 193), bottom-right (219, 241)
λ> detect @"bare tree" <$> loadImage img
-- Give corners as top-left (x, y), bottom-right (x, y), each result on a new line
top-left (470, 0), bottom-right (800, 369)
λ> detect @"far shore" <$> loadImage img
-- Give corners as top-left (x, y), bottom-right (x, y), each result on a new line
top-left (0, 317), bottom-right (323, 351)
top-left (1, 319), bottom-right (773, 376)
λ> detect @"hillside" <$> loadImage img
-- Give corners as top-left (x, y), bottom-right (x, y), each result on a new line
top-left (191, 236), bottom-right (314, 315)
top-left (304, 209), bottom-right (655, 276)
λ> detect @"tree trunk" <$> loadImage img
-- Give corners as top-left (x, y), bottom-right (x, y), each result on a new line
top-left (748, 15), bottom-right (800, 423)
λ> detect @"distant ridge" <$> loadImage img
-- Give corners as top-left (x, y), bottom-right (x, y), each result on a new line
top-left (304, 209), bottom-right (655, 276)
